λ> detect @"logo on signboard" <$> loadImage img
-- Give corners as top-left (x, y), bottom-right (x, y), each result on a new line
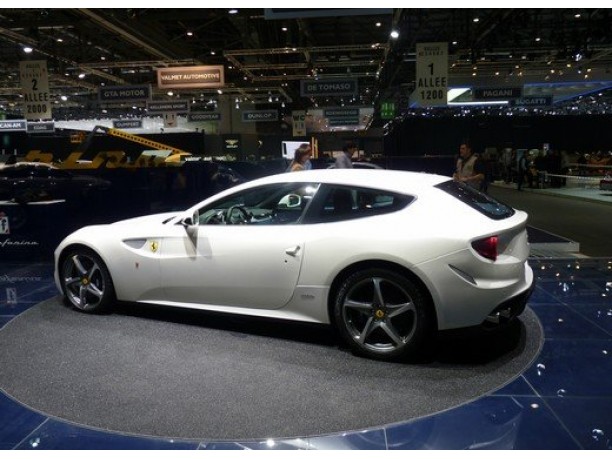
top-left (157, 66), bottom-right (225, 89)
top-left (225, 139), bottom-right (239, 149)
top-left (0, 213), bottom-right (9, 235)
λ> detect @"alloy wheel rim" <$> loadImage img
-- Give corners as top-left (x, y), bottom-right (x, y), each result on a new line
top-left (63, 254), bottom-right (105, 310)
top-left (342, 276), bottom-right (417, 353)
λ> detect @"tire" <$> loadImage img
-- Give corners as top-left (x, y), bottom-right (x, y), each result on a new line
top-left (60, 248), bottom-right (115, 313)
top-left (333, 268), bottom-right (433, 361)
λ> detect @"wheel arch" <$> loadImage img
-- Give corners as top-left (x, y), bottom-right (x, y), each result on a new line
top-left (327, 260), bottom-right (438, 331)
top-left (57, 242), bottom-right (116, 294)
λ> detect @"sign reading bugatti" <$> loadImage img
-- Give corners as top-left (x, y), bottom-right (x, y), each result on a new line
top-left (300, 79), bottom-right (357, 97)
top-left (146, 101), bottom-right (190, 113)
top-left (242, 110), bottom-right (278, 122)
top-left (510, 96), bottom-right (553, 107)
top-left (473, 87), bottom-right (523, 100)
top-left (19, 60), bottom-right (52, 120)
top-left (99, 85), bottom-right (151, 102)
top-left (415, 42), bottom-right (448, 107)
top-left (157, 66), bottom-right (225, 89)
top-left (0, 120), bottom-right (27, 132)
top-left (113, 119), bottom-right (143, 129)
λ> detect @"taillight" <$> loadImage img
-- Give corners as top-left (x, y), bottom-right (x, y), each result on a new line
top-left (472, 235), bottom-right (498, 261)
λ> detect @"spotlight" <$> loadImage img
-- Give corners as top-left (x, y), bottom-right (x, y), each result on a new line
top-left (390, 30), bottom-right (399, 39)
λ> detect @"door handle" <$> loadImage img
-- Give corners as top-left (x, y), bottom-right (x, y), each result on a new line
top-left (285, 245), bottom-right (301, 257)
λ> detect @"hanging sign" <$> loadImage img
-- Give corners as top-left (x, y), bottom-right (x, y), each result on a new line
top-left (113, 119), bottom-right (143, 129)
top-left (99, 85), bottom-right (151, 102)
top-left (27, 122), bottom-right (55, 133)
top-left (242, 110), bottom-right (278, 122)
top-left (415, 43), bottom-right (448, 107)
top-left (147, 101), bottom-right (189, 113)
top-left (19, 60), bottom-right (52, 120)
top-left (188, 112), bottom-right (221, 122)
top-left (300, 79), bottom-right (358, 97)
top-left (292, 110), bottom-right (306, 137)
top-left (473, 87), bottom-right (523, 100)
top-left (0, 120), bottom-right (27, 131)
top-left (157, 66), bottom-right (225, 89)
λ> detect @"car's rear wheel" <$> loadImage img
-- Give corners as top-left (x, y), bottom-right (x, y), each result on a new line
top-left (334, 268), bottom-right (432, 361)
top-left (60, 248), bottom-right (115, 313)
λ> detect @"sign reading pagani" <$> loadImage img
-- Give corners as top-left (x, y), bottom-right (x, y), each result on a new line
top-left (157, 66), bottom-right (225, 89)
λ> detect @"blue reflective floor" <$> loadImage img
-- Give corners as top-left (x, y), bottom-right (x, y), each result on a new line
top-left (0, 258), bottom-right (610, 450)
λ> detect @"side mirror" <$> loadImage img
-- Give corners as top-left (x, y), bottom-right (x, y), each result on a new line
top-left (180, 217), bottom-right (193, 227)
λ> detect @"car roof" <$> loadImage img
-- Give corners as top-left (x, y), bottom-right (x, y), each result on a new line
top-left (238, 169), bottom-right (451, 194)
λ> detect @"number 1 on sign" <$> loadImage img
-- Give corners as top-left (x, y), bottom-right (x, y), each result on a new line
top-left (428, 63), bottom-right (434, 75)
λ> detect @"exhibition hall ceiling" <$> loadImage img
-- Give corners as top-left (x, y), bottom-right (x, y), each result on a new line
top-left (0, 8), bottom-right (611, 123)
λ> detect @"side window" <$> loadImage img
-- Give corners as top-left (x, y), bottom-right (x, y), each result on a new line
top-left (305, 185), bottom-right (413, 223)
top-left (195, 183), bottom-right (319, 225)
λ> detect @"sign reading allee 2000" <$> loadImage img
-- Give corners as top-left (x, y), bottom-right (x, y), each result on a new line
top-left (19, 60), bottom-right (52, 120)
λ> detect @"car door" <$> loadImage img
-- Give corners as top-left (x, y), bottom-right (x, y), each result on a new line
top-left (159, 182), bottom-right (319, 309)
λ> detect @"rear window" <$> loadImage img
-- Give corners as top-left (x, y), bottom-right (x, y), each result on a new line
top-left (435, 180), bottom-right (515, 220)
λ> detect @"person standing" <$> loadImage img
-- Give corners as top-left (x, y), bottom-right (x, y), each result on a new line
top-left (453, 141), bottom-right (485, 190)
top-left (335, 142), bottom-right (356, 169)
top-left (288, 145), bottom-right (312, 172)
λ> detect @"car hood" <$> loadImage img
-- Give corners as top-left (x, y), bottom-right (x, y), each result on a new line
top-left (110, 212), bottom-right (181, 227)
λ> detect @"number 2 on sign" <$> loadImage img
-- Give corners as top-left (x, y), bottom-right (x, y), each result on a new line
top-left (31, 78), bottom-right (38, 91)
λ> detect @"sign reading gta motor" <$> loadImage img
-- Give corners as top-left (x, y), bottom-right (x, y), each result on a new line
top-left (415, 43), bottom-right (448, 107)
top-left (19, 60), bottom-right (52, 120)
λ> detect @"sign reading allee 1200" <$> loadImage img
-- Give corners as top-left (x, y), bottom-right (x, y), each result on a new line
top-left (415, 43), bottom-right (448, 107)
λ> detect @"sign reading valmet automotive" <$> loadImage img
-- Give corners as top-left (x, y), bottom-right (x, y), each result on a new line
top-left (157, 66), bottom-right (225, 89)
top-left (242, 110), bottom-right (278, 123)
top-left (113, 119), bottom-right (143, 129)
top-left (27, 122), bottom-right (55, 133)
top-left (415, 42), bottom-right (448, 107)
top-left (300, 79), bottom-right (357, 97)
top-left (473, 87), bottom-right (523, 100)
top-left (100, 85), bottom-right (151, 102)
top-left (146, 101), bottom-right (190, 113)
top-left (19, 60), bottom-right (52, 120)
top-left (0, 120), bottom-right (27, 132)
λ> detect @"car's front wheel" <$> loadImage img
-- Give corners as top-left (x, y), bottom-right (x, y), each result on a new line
top-left (60, 248), bottom-right (115, 313)
top-left (334, 268), bottom-right (433, 361)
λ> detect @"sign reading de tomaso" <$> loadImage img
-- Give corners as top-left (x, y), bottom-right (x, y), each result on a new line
top-left (19, 60), bottom-right (52, 120)
top-left (300, 79), bottom-right (357, 97)
top-left (157, 66), bottom-right (225, 89)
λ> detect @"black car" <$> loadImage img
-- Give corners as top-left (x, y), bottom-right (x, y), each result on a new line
top-left (0, 162), bottom-right (111, 204)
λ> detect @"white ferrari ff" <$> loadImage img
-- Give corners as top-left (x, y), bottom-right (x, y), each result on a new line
top-left (54, 169), bottom-right (534, 361)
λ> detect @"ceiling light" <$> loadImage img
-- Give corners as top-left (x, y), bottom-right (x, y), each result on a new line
top-left (574, 13), bottom-right (581, 18)
top-left (78, 73), bottom-right (86, 79)
top-left (390, 30), bottom-right (399, 39)
top-left (56, 38), bottom-right (63, 43)
top-left (228, 9), bottom-right (238, 14)
top-left (281, 27), bottom-right (288, 32)
top-left (217, 89), bottom-right (223, 95)
top-left (167, 91), bottom-right (173, 96)
top-left (210, 50), bottom-right (216, 55)
top-left (187, 31), bottom-right (193, 37)
top-left (452, 41), bottom-right (458, 45)
top-left (60, 95), bottom-right (68, 101)
top-left (535, 37), bottom-right (541, 42)
top-left (23, 46), bottom-right (33, 53)
top-left (375, 22), bottom-right (381, 27)
top-left (473, 17), bottom-right (480, 23)
top-left (101, 56), bottom-right (106, 61)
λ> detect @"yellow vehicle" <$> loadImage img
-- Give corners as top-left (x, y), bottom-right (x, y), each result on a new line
top-left (76, 125), bottom-right (192, 166)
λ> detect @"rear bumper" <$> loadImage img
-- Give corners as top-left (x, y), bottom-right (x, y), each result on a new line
top-left (481, 274), bottom-right (535, 329)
